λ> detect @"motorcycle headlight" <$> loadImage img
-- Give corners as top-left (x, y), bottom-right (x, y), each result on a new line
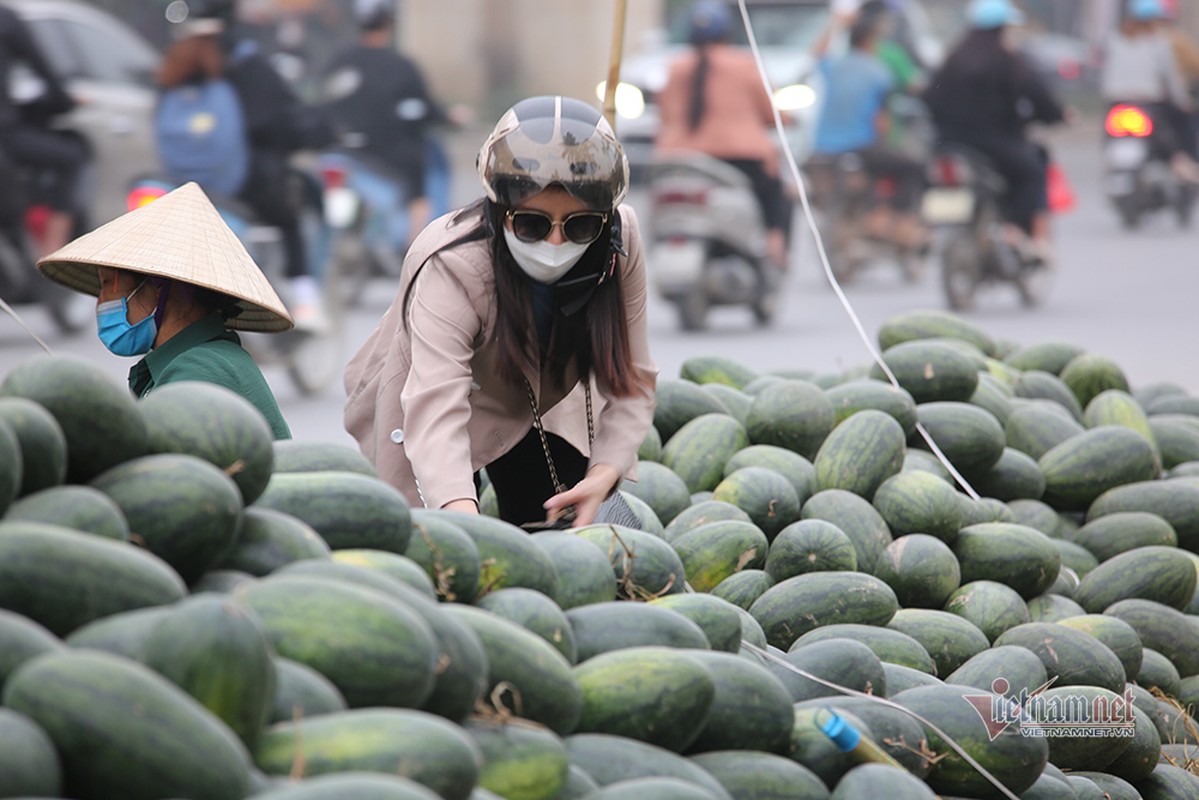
top-left (773, 83), bottom-right (817, 112)
top-left (595, 81), bottom-right (646, 120)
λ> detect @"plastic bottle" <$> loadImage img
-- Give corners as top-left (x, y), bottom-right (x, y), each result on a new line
top-left (816, 706), bottom-right (906, 768)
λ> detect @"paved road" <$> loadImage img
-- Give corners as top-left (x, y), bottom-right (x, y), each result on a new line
top-left (2, 120), bottom-right (1196, 446)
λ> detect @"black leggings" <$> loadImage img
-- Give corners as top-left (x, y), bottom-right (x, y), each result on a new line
top-left (951, 134), bottom-right (1047, 235)
top-left (478, 429), bottom-right (588, 527)
top-left (239, 153), bottom-right (310, 279)
top-left (0, 125), bottom-right (87, 212)
top-left (722, 158), bottom-right (793, 240)
top-left (1139, 102), bottom-right (1194, 161)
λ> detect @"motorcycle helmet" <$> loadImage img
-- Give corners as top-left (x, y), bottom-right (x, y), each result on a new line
top-left (1129, 0), bottom-right (1167, 20)
top-left (967, 0), bottom-right (1024, 29)
top-left (477, 96), bottom-right (629, 210)
top-left (688, 1), bottom-right (733, 46)
top-left (354, 0), bottom-right (394, 31)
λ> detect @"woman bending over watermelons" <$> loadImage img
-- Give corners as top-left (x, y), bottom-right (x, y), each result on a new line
top-left (344, 96), bottom-right (657, 528)
top-left (34, 182), bottom-right (293, 439)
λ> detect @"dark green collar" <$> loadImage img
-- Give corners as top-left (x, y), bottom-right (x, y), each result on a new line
top-left (129, 315), bottom-right (237, 397)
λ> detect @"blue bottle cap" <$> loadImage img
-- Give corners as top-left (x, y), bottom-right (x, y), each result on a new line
top-left (818, 707), bottom-right (862, 752)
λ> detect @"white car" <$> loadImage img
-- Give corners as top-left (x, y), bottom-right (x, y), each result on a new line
top-left (606, 0), bottom-right (943, 179)
top-left (6, 0), bottom-right (160, 226)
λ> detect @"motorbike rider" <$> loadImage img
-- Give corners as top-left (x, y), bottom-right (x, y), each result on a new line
top-left (0, 5), bottom-right (88, 258)
top-left (172, 0), bottom-right (334, 330)
top-left (1101, 0), bottom-right (1199, 180)
top-left (923, 0), bottom-right (1066, 264)
top-left (320, 0), bottom-right (463, 248)
top-left (810, 6), bottom-right (928, 251)
top-left (859, 1), bottom-right (923, 92)
top-left (655, 1), bottom-right (792, 269)
top-left (1159, 0), bottom-right (1199, 157)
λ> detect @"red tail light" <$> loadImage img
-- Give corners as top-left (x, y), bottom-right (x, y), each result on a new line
top-left (24, 205), bottom-right (50, 238)
top-left (126, 185), bottom-right (168, 212)
top-left (655, 189), bottom-right (708, 206)
top-left (320, 166), bottom-right (347, 189)
top-left (1057, 59), bottom-right (1081, 81)
top-left (933, 157), bottom-right (963, 187)
top-left (1106, 105), bottom-right (1153, 138)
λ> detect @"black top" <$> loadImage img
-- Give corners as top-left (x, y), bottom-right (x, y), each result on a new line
top-left (320, 45), bottom-right (447, 194)
top-left (220, 35), bottom-right (331, 153)
top-left (923, 30), bottom-right (1063, 142)
top-left (0, 7), bottom-right (74, 128)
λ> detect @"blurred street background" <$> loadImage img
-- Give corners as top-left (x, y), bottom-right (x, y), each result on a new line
top-left (2, 0), bottom-right (1198, 444)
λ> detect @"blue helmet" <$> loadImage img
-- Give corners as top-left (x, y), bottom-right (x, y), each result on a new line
top-left (689, 1), bottom-right (732, 45)
top-left (968, 0), bottom-right (1025, 29)
top-left (1129, 0), bottom-right (1167, 20)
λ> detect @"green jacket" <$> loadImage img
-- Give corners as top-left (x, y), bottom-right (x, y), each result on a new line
top-left (128, 314), bottom-right (292, 440)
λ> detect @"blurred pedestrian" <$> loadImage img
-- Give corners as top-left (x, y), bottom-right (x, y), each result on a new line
top-left (655, 0), bottom-right (792, 269)
top-left (344, 96), bottom-right (656, 527)
top-left (36, 182), bottom-right (293, 439)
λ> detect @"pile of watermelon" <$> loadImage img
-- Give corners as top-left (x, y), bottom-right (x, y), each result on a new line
top-left (0, 308), bottom-right (1198, 800)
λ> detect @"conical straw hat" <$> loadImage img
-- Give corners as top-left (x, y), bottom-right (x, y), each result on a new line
top-left (37, 182), bottom-right (293, 332)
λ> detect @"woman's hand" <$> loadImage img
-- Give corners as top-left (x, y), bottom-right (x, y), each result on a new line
top-left (544, 464), bottom-right (622, 527)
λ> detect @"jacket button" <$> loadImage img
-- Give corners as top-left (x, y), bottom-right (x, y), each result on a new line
top-left (390, 429), bottom-right (405, 444)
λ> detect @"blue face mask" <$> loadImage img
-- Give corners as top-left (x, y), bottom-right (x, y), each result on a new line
top-left (96, 281), bottom-right (158, 357)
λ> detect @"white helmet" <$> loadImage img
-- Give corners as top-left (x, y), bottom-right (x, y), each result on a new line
top-left (477, 96), bottom-right (629, 210)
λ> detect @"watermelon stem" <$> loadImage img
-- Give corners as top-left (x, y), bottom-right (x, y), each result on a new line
top-left (483, 681), bottom-right (524, 720)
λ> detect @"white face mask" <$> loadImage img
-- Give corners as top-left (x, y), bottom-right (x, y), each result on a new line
top-left (503, 228), bottom-right (589, 284)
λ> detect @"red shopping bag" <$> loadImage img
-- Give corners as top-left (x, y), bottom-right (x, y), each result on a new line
top-left (1047, 161), bottom-right (1076, 214)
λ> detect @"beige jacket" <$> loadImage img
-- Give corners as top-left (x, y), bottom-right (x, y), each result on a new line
top-left (343, 205), bottom-right (657, 510)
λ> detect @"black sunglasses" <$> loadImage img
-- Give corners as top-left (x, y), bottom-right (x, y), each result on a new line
top-left (507, 209), bottom-right (608, 245)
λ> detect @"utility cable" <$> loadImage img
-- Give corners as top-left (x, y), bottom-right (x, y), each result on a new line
top-left (732, 0), bottom-right (980, 500)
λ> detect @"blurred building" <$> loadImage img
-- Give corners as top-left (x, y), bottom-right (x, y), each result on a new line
top-left (84, 0), bottom-right (1199, 113)
top-left (87, 0), bottom-right (663, 118)
top-left (398, 1), bottom-right (663, 119)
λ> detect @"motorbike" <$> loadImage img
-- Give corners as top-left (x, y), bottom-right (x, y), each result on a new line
top-left (921, 145), bottom-right (1052, 311)
top-left (317, 135), bottom-right (453, 306)
top-left (0, 127), bottom-right (95, 336)
top-left (125, 170), bottom-right (346, 397)
top-left (646, 152), bottom-right (781, 332)
top-left (1102, 102), bottom-right (1194, 230)
top-left (803, 151), bottom-right (926, 285)
top-left (802, 95), bottom-right (932, 286)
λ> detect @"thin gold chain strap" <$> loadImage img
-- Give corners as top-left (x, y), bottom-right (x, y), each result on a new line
top-left (522, 374), bottom-right (594, 495)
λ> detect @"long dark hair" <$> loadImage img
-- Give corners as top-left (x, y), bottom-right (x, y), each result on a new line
top-left (688, 44), bottom-right (712, 133)
top-left (402, 200), bottom-right (637, 397)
